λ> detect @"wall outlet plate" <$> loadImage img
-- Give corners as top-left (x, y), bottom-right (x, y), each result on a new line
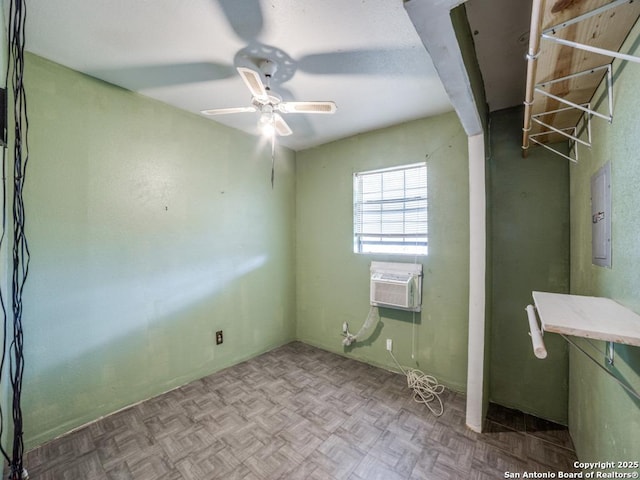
top-left (215, 330), bottom-right (223, 345)
top-left (386, 338), bottom-right (393, 352)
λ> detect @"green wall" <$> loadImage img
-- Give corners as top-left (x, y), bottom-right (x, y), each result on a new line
top-left (488, 107), bottom-right (570, 424)
top-left (22, 53), bottom-right (297, 448)
top-left (568, 21), bottom-right (640, 463)
top-left (295, 112), bottom-right (470, 391)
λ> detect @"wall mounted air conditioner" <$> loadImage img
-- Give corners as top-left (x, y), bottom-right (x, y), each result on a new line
top-left (370, 261), bottom-right (422, 312)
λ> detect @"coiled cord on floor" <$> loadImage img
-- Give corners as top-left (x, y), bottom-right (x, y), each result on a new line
top-left (389, 350), bottom-right (445, 416)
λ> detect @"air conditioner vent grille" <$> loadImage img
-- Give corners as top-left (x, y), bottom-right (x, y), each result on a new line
top-left (379, 273), bottom-right (412, 282)
top-left (369, 261), bottom-right (422, 312)
top-left (372, 281), bottom-right (410, 308)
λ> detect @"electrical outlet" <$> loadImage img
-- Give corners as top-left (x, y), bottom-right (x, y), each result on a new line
top-left (386, 338), bottom-right (393, 352)
top-left (216, 330), bottom-right (223, 345)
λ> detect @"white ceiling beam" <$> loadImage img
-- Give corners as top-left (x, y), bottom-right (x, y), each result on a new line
top-left (404, 0), bottom-right (483, 136)
top-left (406, 0), bottom-right (487, 435)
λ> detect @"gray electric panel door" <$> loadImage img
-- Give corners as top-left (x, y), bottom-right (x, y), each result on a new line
top-left (591, 162), bottom-right (611, 268)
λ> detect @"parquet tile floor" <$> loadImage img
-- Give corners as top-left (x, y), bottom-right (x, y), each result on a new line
top-left (24, 342), bottom-right (579, 479)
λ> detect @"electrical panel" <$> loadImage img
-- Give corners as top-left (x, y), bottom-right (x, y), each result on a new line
top-left (591, 162), bottom-right (611, 268)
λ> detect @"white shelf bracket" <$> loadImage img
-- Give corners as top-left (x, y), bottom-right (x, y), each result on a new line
top-left (527, 66), bottom-right (611, 162)
top-left (535, 65), bottom-right (614, 124)
top-left (531, 116), bottom-right (591, 148)
top-left (529, 127), bottom-right (579, 163)
top-left (531, 291), bottom-right (640, 401)
top-left (541, 34), bottom-right (640, 65)
top-left (541, 0), bottom-right (640, 65)
top-left (561, 335), bottom-right (640, 401)
top-left (522, 0), bottom-right (639, 154)
top-left (543, 0), bottom-right (636, 36)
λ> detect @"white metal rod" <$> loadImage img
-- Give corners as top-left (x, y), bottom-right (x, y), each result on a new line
top-left (534, 87), bottom-right (613, 122)
top-left (530, 137), bottom-right (579, 163)
top-left (586, 105), bottom-right (592, 144)
top-left (541, 33), bottom-right (640, 64)
top-left (526, 305), bottom-right (548, 359)
top-left (542, 0), bottom-right (634, 35)
top-left (532, 117), bottom-right (592, 147)
top-left (530, 126), bottom-right (575, 137)
top-left (607, 64), bottom-right (614, 122)
top-left (532, 103), bottom-right (591, 118)
top-left (536, 64), bottom-right (610, 88)
top-left (522, 0), bottom-right (545, 156)
top-left (570, 136), bottom-right (579, 163)
top-left (561, 334), bottom-right (640, 402)
top-left (536, 65), bottom-right (613, 124)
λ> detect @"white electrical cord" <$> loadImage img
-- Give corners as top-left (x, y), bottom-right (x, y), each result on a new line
top-left (411, 310), bottom-right (416, 360)
top-left (389, 350), bottom-right (445, 416)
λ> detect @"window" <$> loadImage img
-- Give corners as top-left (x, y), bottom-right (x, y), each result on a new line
top-left (353, 162), bottom-right (428, 255)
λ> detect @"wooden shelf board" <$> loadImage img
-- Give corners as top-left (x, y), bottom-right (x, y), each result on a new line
top-left (532, 291), bottom-right (640, 347)
top-left (526, 0), bottom-right (640, 145)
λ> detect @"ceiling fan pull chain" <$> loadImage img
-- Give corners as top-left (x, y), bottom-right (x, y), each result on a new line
top-left (270, 133), bottom-right (276, 188)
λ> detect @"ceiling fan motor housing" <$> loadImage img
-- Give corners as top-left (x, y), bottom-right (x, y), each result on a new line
top-left (259, 59), bottom-right (278, 78)
top-left (252, 92), bottom-right (282, 108)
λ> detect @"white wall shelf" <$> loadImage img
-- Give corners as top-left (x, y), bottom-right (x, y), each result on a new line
top-left (528, 291), bottom-right (640, 401)
top-left (532, 291), bottom-right (640, 347)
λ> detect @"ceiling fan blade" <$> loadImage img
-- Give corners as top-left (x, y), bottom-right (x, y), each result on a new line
top-left (278, 101), bottom-right (337, 114)
top-left (201, 106), bottom-right (257, 116)
top-left (217, 0), bottom-right (263, 43)
top-left (273, 114), bottom-right (293, 136)
top-left (237, 67), bottom-right (268, 101)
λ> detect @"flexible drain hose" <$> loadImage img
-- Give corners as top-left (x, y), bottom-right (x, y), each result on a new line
top-left (342, 306), bottom-right (380, 346)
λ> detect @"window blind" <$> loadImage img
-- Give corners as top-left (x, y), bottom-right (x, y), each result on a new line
top-left (353, 162), bottom-right (428, 255)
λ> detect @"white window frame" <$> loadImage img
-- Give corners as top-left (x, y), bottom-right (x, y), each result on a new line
top-left (353, 162), bottom-right (428, 256)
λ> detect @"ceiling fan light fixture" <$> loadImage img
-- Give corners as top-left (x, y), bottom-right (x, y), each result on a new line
top-left (259, 112), bottom-right (275, 137)
top-left (201, 61), bottom-right (334, 139)
top-left (261, 122), bottom-right (276, 137)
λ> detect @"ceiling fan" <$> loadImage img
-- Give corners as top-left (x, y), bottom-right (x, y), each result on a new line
top-left (201, 59), bottom-right (337, 137)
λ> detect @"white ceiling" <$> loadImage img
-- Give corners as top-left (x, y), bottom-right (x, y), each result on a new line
top-left (24, 0), bottom-right (456, 151)
top-left (465, 0), bottom-right (532, 112)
